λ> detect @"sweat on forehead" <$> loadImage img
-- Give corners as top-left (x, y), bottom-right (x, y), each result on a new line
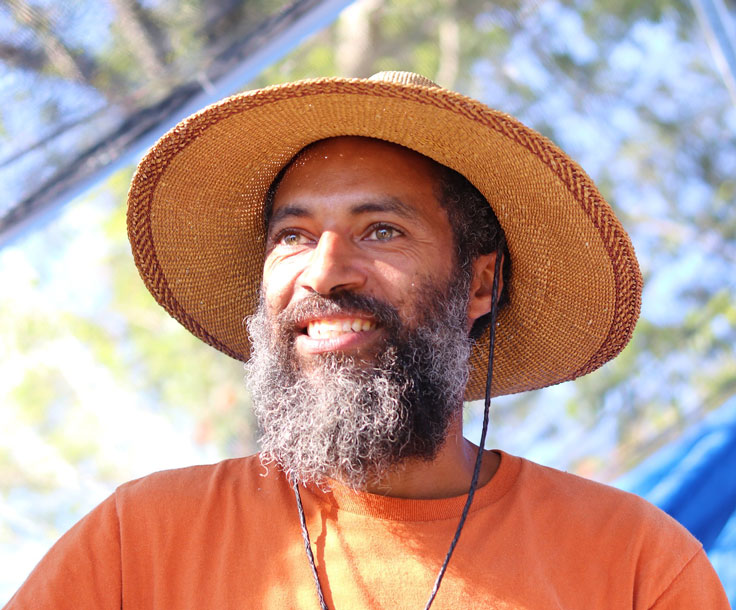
top-left (263, 136), bottom-right (445, 227)
top-left (288, 136), bottom-right (438, 170)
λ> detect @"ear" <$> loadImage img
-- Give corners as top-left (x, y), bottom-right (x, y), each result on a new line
top-left (467, 252), bottom-right (504, 328)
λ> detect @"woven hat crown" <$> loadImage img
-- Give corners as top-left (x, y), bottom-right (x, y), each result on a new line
top-left (369, 71), bottom-right (439, 88)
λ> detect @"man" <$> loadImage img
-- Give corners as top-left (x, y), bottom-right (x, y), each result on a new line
top-left (5, 72), bottom-right (730, 608)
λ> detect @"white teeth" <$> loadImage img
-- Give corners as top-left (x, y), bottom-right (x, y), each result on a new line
top-left (306, 318), bottom-right (376, 338)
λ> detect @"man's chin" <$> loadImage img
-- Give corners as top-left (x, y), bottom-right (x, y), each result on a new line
top-left (293, 356), bottom-right (376, 383)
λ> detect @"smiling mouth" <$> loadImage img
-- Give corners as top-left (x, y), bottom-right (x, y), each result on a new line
top-left (305, 318), bottom-right (377, 339)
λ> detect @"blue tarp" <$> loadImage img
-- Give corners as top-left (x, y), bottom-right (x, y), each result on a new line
top-left (616, 396), bottom-right (736, 603)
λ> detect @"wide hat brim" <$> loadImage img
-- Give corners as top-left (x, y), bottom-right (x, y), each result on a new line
top-left (127, 72), bottom-right (642, 401)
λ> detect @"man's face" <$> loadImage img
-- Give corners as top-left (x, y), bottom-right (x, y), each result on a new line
top-left (247, 137), bottom-right (474, 488)
top-left (261, 137), bottom-right (458, 365)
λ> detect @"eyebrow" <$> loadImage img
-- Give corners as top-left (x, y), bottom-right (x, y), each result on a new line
top-left (351, 197), bottom-right (420, 220)
top-left (268, 196), bottom-right (421, 228)
top-left (268, 205), bottom-right (310, 227)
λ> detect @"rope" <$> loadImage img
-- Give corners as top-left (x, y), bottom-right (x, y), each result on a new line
top-left (292, 479), bottom-right (329, 610)
top-left (423, 251), bottom-right (502, 610)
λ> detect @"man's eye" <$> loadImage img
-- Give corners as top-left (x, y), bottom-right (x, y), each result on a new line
top-left (366, 225), bottom-right (400, 241)
top-left (274, 231), bottom-right (307, 246)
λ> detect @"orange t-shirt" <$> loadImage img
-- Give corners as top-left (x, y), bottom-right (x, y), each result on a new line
top-left (4, 452), bottom-right (730, 609)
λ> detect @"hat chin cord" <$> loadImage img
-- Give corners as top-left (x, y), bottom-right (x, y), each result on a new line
top-left (291, 252), bottom-right (503, 610)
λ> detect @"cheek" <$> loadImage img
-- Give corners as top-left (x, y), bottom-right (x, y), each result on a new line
top-left (369, 261), bottom-right (414, 296)
top-left (371, 264), bottom-right (429, 314)
top-left (263, 285), bottom-right (286, 317)
top-left (373, 249), bottom-right (453, 293)
top-left (262, 258), bottom-right (299, 312)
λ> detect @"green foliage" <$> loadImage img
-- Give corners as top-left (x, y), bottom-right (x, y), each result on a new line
top-left (10, 368), bottom-right (72, 430)
top-left (2, 2), bottom-right (735, 579)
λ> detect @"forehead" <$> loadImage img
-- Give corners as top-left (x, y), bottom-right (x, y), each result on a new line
top-left (281, 136), bottom-right (440, 180)
top-left (268, 137), bottom-right (446, 221)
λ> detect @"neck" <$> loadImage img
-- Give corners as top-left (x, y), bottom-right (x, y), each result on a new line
top-left (355, 414), bottom-right (499, 499)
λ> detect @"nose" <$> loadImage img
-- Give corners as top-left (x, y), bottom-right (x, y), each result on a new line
top-left (298, 231), bottom-right (366, 295)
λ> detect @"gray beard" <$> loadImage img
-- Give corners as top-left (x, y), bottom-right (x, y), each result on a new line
top-left (244, 274), bottom-right (473, 489)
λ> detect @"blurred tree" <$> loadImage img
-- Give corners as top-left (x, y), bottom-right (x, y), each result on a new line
top-left (3, 0), bottom-right (734, 487)
top-left (1, 0), bottom-right (735, 599)
top-left (5, 0), bottom-right (97, 83)
top-left (108, 0), bottom-right (168, 80)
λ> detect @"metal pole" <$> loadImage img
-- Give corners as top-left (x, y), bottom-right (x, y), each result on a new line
top-left (0, 0), bottom-right (356, 248)
top-left (690, 0), bottom-right (736, 106)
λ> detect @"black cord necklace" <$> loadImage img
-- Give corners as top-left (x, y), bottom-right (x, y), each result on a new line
top-left (292, 253), bottom-right (503, 609)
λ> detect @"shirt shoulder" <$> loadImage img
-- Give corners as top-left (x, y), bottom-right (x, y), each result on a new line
top-left (507, 454), bottom-right (720, 607)
top-left (117, 453), bottom-right (266, 492)
top-left (514, 454), bottom-right (695, 535)
top-left (113, 455), bottom-right (292, 523)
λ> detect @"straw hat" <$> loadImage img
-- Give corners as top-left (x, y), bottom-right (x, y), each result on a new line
top-left (127, 71), bottom-right (642, 400)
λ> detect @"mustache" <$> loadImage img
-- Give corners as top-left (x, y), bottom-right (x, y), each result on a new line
top-left (276, 291), bottom-right (402, 332)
